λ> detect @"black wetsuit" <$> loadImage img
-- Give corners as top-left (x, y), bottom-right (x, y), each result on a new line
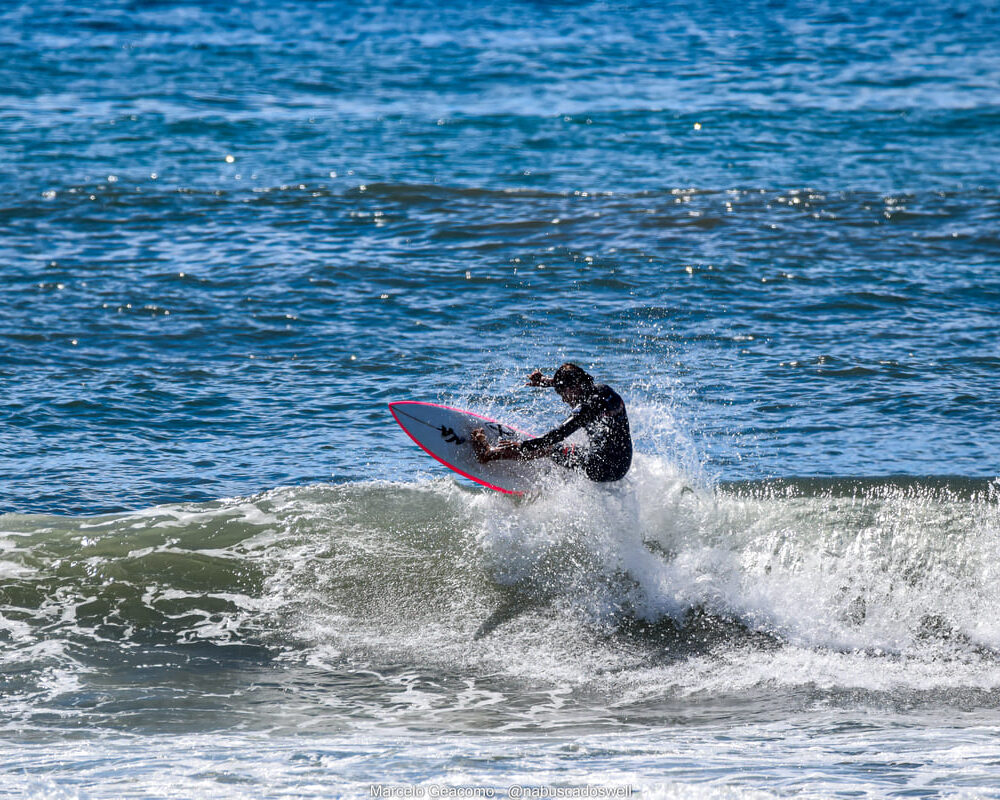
top-left (520, 384), bottom-right (632, 482)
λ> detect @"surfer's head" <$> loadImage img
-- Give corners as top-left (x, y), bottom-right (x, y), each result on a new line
top-left (553, 363), bottom-right (593, 404)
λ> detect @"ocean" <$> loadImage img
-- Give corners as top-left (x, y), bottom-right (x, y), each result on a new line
top-left (2, 0), bottom-right (1000, 797)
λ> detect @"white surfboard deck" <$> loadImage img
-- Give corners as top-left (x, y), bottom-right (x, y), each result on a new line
top-left (389, 401), bottom-right (541, 494)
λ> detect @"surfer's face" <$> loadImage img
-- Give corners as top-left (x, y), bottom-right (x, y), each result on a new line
top-left (557, 385), bottom-right (583, 405)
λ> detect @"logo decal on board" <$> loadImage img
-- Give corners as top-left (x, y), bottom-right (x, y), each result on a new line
top-left (439, 426), bottom-right (466, 445)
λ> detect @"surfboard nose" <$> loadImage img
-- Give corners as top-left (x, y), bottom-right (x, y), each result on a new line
top-left (386, 400), bottom-right (533, 494)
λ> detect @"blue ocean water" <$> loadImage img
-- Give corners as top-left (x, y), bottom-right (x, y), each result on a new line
top-left (2, 1), bottom-right (1000, 798)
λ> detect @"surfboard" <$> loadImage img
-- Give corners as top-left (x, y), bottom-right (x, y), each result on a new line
top-left (389, 401), bottom-right (539, 494)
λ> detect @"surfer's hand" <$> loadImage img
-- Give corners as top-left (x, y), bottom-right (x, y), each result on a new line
top-left (470, 428), bottom-right (490, 462)
top-left (526, 370), bottom-right (550, 387)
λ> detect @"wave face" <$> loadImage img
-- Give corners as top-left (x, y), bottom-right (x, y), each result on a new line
top-left (5, 468), bottom-right (1000, 743)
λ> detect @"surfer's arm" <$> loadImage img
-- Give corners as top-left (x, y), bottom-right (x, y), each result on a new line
top-left (471, 407), bottom-right (587, 464)
top-left (519, 413), bottom-right (585, 457)
top-left (526, 370), bottom-right (554, 388)
top-left (470, 429), bottom-right (556, 464)
top-left (470, 430), bottom-right (524, 463)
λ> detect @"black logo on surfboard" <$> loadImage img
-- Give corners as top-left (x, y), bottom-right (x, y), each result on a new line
top-left (439, 426), bottom-right (466, 445)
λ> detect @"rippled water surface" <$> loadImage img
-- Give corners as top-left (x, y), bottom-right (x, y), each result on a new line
top-left (2, 1), bottom-right (1000, 798)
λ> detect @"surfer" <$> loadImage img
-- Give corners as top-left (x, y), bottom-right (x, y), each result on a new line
top-left (470, 363), bottom-right (633, 482)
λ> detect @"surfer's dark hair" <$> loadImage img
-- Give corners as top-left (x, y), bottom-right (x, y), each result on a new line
top-left (552, 363), bottom-right (593, 391)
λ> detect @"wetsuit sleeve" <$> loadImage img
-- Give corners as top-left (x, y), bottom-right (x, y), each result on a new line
top-left (520, 399), bottom-right (603, 455)
top-left (520, 413), bottom-right (586, 455)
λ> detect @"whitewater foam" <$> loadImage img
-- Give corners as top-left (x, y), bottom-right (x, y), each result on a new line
top-left (4, 467), bottom-right (1000, 733)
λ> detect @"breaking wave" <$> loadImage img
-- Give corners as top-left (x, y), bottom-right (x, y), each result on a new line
top-left (5, 456), bottom-right (1000, 729)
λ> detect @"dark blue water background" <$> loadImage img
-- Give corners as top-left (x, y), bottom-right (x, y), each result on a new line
top-left (2, 0), bottom-right (1000, 513)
